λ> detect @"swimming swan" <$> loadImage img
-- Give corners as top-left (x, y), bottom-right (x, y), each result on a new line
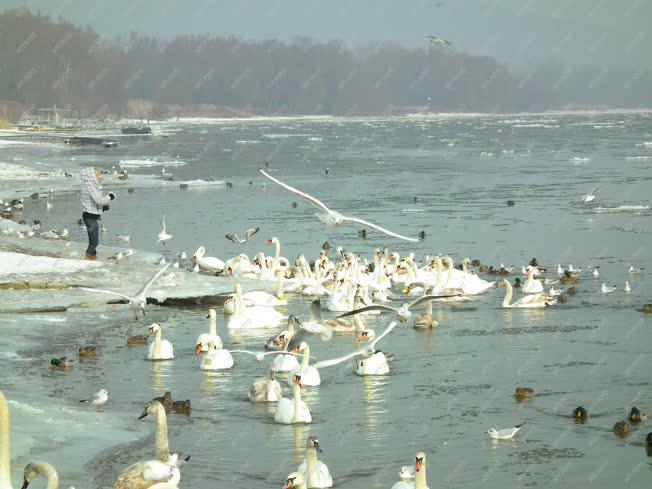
top-left (21, 462), bottom-right (60, 489)
top-left (195, 309), bottom-right (223, 352)
top-left (249, 364), bottom-right (283, 402)
top-left (498, 279), bottom-right (555, 308)
top-left (197, 339), bottom-right (234, 370)
top-left (289, 342), bottom-right (321, 386)
top-left (147, 323), bottom-right (174, 360)
top-left (192, 246), bottom-right (225, 274)
top-left (274, 374), bottom-right (312, 424)
top-left (297, 436), bottom-right (333, 488)
top-left (0, 391), bottom-right (16, 489)
top-left (226, 283), bottom-right (285, 329)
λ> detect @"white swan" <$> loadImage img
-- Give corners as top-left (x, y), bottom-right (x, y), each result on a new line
top-left (274, 374), bottom-right (312, 424)
top-left (446, 257), bottom-right (495, 295)
top-left (226, 283), bottom-right (285, 329)
top-left (289, 342), bottom-right (321, 387)
top-left (523, 267), bottom-right (544, 294)
top-left (0, 391), bottom-right (15, 489)
top-left (498, 279), bottom-right (555, 308)
top-left (412, 452), bottom-right (429, 489)
top-left (20, 462), bottom-right (60, 489)
top-left (297, 436), bottom-right (333, 488)
top-left (195, 308), bottom-right (223, 352)
top-left (249, 364), bottom-right (283, 402)
top-left (114, 401), bottom-right (183, 489)
top-left (390, 466), bottom-right (415, 489)
top-left (283, 472), bottom-right (307, 489)
top-left (198, 339), bottom-right (234, 370)
top-left (223, 270), bottom-right (287, 314)
top-left (147, 323), bottom-right (174, 360)
top-left (266, 237), bottom-right (290, 273)
top-left (192, 246), bottom-right (225, 274)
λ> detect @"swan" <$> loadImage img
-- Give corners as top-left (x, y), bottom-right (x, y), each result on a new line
top-left (195, 309), bottom-right (223, 352)
top-left (226, 284), bottom-right (285, 329)
top-left (224, 254), bottom-right (258, 277)
top-left (270, 318), bottom-right (302, 372)
top-left (198, 339), bottom-right (234, 370)
top-left (413, 293), bottom-right (438, 329)
top-left (289, 342), bottom-right (321, 387)
top-left (147, 323), bottom-right (174, 360)
top-left (114, 401), bottom-right (183, 489)
top-left (266, 237), bottom-right (290, 273)
top-left (297, 436), bottom-right (333, 488)
top-left (325, 279), bottom-right (354, 312)
top-left (523, 267), bottom-right (544, 294)
top-left (0, 391), bottom-right (15, 489)
top-left (412, 452), bottom-right (429, 489)
top-left (274, 374), bottom-right (312, 424)
top-left (20, 462), bottom-right (60, 489)
top-left (192, 246), bottom-right (225, 274)
top-left (223, 270), bottom-right (287, 314)
top-left (284, 472), bottom-right (307, 489)
top-left (498, 279), bottom-right (555, 308)
top-left (390, 466), bottom-right (415, 489)
top-left (446, 257), bottom-right (495, 295)
top-left (249, 364), bottom-right (283, 402)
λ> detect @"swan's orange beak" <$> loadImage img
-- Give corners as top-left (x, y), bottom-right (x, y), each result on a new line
top-left (415, 459), bottom-right (423, 472)
top-left (147, 327), bottom-right (154, 337)
top-left (195, 344), bottom-right (203, 357)
top-left (357, 333), bottom-right (367, 342)
top-left (283, 479), bottom-right (294, 489)
top-left (266, 239), bottom-right (273, 245)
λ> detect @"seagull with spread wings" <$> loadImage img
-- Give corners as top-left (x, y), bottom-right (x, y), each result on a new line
top-left (260, 169), bottom-right (418, 242)
top-left (426, 35), bottom-right (452, 46)
top-left (225, 227), bottom-right (259, 244)
top-left (76, 260), bottom-right (175, 319)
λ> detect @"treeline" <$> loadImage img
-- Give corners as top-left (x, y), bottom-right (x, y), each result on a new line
top-left (1, 8), bottom-right (650, 119)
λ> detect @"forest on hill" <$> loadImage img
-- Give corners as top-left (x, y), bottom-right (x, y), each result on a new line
top-left (1, 8), bottom-right (649, 120)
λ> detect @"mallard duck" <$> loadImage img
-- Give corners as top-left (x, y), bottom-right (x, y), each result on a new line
top-left (49, 357), bottom-right (73, 369)
top-left (629, 407), bottom-right (647, 423)
top-left (514, 387), bottom-right (535, 402)
top-left (560, 271), bottom-right (577, 285)
top-left (613, 421), bottom-right (630, 436)
top-left (572, 406), bottom-right (588, 421)
top-left (639, 304), bottom-right (652, 314)
top-left (78, 346), bottom-right (96, 358)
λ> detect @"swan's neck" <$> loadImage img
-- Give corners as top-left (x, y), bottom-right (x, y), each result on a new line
top-left (462, 260), bottom-right (468, 273)
top-left (503, 282), bottom-right (513, 307)
top-left (273, 239), bottom-right (281, 270)
top-left (433, 262), bottom-right (441, 288)
top-left (153, 404), bottom-right (171, 461)
top-left (300, 345), bottom-right (310, 369)
top-left (426, 298), bottom-right (432, 316)
top-left (208, 315), bottom-right (217, 336)
top-left (153, 328), bottom-right (162, 358)
top-left (292, 384), bottom-right (302, 422)
top-left (415, 466), bottom-right (427, 489)
top-left (33, 463), bottom-right (59, 489)
top-left (0, 392), bottom-right (12, 489)
top-left (306, 447), bottom-right (319, 475)
top-left (235, 286), bottom-right (245, 315)
top-left (275, 271), bottom-right (284, 298)
top-left (447, 260), bottom-right (453, 284)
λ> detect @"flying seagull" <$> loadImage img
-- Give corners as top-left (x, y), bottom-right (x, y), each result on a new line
top-left (336, 292), bottom-right (460, 323)
top-left (313, 320), bottom-right (398, 368)
top-left (487, 423), bottom-right (524, 440)
top-left (260, 169), bottom-right (418, 242)
top-left (76, 260), bottom-right (175, 319)
top-left (225, 227), bottom-right (260, 244)
top-left (426, 35), bottom-right (452, 46)
top-left (157, 215), bottom-right (174, 245)
top-left (570, 187), bottom-right (599, 206)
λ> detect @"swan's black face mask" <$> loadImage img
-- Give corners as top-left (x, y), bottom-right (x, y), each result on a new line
top-left (284, 477), bottom-right (296, 488)
top-left (415, 456), bottom-right (424, 472)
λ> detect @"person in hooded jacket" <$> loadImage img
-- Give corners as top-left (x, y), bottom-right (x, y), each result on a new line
top-left (80, 167), bottom-right (115, 260)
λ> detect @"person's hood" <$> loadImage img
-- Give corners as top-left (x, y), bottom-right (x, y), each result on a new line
top-left (80, 167), bottom-right (98, 184)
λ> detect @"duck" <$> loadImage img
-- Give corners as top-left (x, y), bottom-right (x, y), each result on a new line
top-left (78, 345), bottom-right (96, 358)
top-left (126, 329), bottom-right (148, 346)
top-left (196, 308), bottom-right (223, 352)
top-left (514, 387), bottom-right (535, 402)
top-left (601, 283), bottom-right (617, 294)
top-left (197, 338), bottom-right (234, 370)
top-left (613, 421), bottom-right (630, 436)
top-left (274, 374), bottom-right (312, 424)
top-left (49, 357), bottom-right (73, 370)
top-left (114, 401), bottom-right (184, 489)
top-left (283, 472), bottom-right (307, 489)
top-left (640, 304), bottom-right (652, 314)
top-left (523, 267), bottom-right (544, 293)
top-left (572, 406), bottom-right (588, 421)
top-left (20, 462), bottom-right (61, 489)
top-left (192, 246), bottom-right (225, 274)
top-left (249, 364), bottom-right (283, 402)
top-left (629, 407), bottom-right (647, 423)
top-left (146, 323), bottom-right (174, 360)
top-left (560, 271), bottom-right (577, 285)
top-left (152, 392), bottom-right (192, 415)
top-left (297, 436), bottom-right (333, 488)
top-left (498, 279), bottom-right (556, 308)
top-left (289, 342), bottom-right (321, 387)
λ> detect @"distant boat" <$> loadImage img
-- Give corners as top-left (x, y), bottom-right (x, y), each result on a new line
top-left (121, 126), bottom-right (152, 135)
top-left (64, 136), bottom-right (118, 148)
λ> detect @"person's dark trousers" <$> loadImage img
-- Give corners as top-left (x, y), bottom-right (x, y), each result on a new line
top-left (82, 212), bottom-right (101, 258)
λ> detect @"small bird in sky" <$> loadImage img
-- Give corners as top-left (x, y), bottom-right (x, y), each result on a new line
top-left (426, 35), bottom-right (452, 46)
top-left (225, 227), bottom-right (260, 244)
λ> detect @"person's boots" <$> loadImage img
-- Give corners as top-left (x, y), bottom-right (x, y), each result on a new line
top-left (85, 254), bottom-right (97, 261)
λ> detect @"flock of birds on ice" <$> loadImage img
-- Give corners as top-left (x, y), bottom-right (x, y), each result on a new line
top-left (1, 170), bottom-right (651, 489)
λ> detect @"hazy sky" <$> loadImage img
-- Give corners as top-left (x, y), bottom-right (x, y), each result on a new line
top-left (3, 0), bottom-right (649, 69)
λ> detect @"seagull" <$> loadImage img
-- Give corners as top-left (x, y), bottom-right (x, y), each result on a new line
top-left (116, 234), bottom-right (131, 242)
top-left (313, 320), bottom-right (398, 369)
top-left (46, 201), bottom-right (53, 211)
top-left (487, 423), bottom-right (524, 440)
top-left (225, 227), bottom-right (259, 244)
top-left (76, 260), bottom-right (175, 319)
top-left (592, 266), bottom-right (600, 278)
top-left (157, 216), bottom-right (174, 245)
top-left (624, 281), bottom-right (632, 293)
top-left (570, 187), bottom-right (599, 206)
top-left (260, 169), bottom-right (418, 242)
top-left (336, 292), bottom-right (459, 324)
top-left (80, 389), bottom-right (109, 411)
top-left (426, 35), bottom-right (452, 46)
top-left (628, 266), bottom-right (643, 275)
top-left (601, 283), bottom-right (617, 294)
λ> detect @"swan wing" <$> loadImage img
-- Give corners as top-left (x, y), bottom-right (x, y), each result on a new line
top-left (370, 320), bottom-right (398, 350)
top-left (138, 261), bottom-right (175, 297)
top-left (408, 293), bottom-right (460, 309)
top-left (314, 349), bottom-right (366, 368)
top-left (336, 304), bottom-right (396, 319)
top-left (260, 169), bottom-right (332, 214)
top-left (76, 287), bottom-right (132, 302)
top-left (341, 215), bottom-right (418, 242)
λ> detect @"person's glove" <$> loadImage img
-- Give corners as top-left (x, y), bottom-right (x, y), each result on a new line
top-left (108, 192), bottom-right (115, 200)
